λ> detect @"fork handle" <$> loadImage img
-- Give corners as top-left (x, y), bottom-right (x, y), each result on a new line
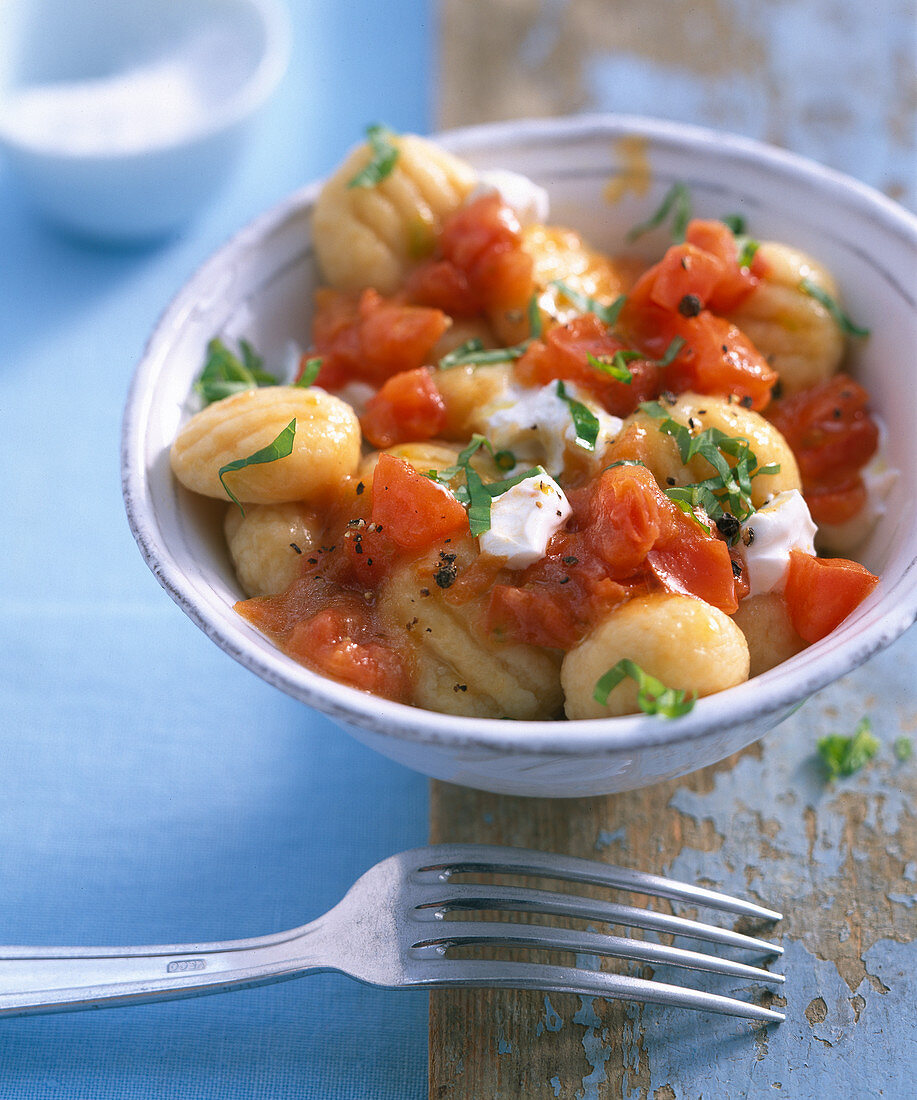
top-left (0, 922), bottom-right (331, 1017)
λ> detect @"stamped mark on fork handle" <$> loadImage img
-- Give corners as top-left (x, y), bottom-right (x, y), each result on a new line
top-left (166, 958), bottom-right (207, 973)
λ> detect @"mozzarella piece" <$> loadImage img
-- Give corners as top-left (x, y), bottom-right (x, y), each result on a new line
top-left (479, 472), bottom-right (571, 569)
top-left (739, 489), bottom-right (817, 597)
top-left (482, 381), bottom-right (622, 476)
top-left (468, 169), bottom-right (550, 227)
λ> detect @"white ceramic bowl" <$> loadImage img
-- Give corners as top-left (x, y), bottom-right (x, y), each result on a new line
top-left (122, 115), bottom-right (917, 797)
top-left (0, 0), bottom-right (289, 241)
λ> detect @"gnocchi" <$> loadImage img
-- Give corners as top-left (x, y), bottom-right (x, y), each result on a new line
top-left (171, 133), bottom-right (883, 719)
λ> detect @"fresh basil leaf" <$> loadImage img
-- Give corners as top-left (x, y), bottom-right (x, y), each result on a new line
top-left (721, 214), bottom-right (746, 234)
top-left (799, 278), bottom-right (870, 337)
top-left (555, 380), bottom-right (600, 451)
top-left (656, 335), bottom-right (686, 367)
top-left (527, 293), bottom-right (543, 339)
top-left (295, 356), bottom-right (323, 388)
top-left (437, 338), bottom-right (530, 369)
top-left (587, 350), bottom-right (636, 383)
top-left (593, 658), bottom-right (695, 717)
top-left (347, 124), bottom-right (400, 189)
top-left (817, 717), bottom-right (880, 780)
top-left (194, 337), bottom-right (278, 405)
top-left (219, 419), bottom-right (297, 514)
top-left (626, 182), bottom-right (692, 244)
top-left (550, 281), bottom-right (626, 326)
top-left (894, 736), bottom-right (913, 762)
top-left (736, 236), bottom-right (760, 270)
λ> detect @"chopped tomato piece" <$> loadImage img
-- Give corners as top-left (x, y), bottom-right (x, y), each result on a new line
top-left (286, 604), bottom-right (409, 700)
top-left (515, 314), bottom-right (661, 417)
top-left (370, 453), bottom-right (469, 551)
top-left (360, 367), bottom-right (447, 448)
top-left (768, 374), bottom-right (879, 526)
top-left (783, 549), bottom-right (878, 643)
top-left (767, 374), bottom-right (879, 483)
top-left (405, 193), bottom-right (534, 316)
top-left (573, 463), bottom-right (662, 577)
top-left (310, 287), bottom-right (449, 390)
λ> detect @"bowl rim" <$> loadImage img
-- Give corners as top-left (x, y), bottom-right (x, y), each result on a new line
top-left (122, 112), bottom-right (917, 758)
top-left (0, 0), bottom-right (291, 158)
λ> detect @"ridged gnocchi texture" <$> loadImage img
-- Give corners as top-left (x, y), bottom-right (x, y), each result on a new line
top-left (562, 593), bottom-right (750, 719)
top-left (224, 502), bottom-right (323, 598)
top-left (171, 386), bottom-right (361, 506)
top-left (727, 241), bottom-right (845, 394)
top-left (435, 362), bottom-right (516, 440)
top-left (731, 593), bottom-right (806, 678)
top-left (606, 392), bottom-right (800, 506)
top-left (378, 547), bottom-right (564, 720)
top-left (313, 133), bottom-right (477, 296)
top-left (491, 223), bottom-right (628, 346)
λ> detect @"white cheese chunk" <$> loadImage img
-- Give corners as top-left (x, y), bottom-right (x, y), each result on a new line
top-left (482, 381), bottom-right (622, 476)
top-left (479, 472), bottom-right (571, 569)
top-left (739, 489), bottom-right (818, 597)
top-left (468, 169), bottom-right (550, 226)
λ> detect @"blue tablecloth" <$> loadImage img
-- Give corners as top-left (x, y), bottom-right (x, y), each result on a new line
top-left (1, 3), bottom-right (433, 1096)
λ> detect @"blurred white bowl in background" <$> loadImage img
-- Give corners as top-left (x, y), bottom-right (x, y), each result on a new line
top-left (0, 0), bottom-right (290, 241)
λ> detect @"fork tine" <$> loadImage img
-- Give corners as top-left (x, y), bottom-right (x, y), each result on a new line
top-left (413, 844), bottom-right (781, 922)
top-left (414, 884), bottom-right (782, 955)
top-left (410, 922), bottom-right (784, 985)
top-left (402, 959), bottom-right (786, 1023)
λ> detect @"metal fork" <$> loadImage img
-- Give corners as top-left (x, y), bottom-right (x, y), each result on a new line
top-left (0, 844), bottom-right (785, 1022)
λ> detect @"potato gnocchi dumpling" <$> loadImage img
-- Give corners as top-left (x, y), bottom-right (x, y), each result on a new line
top-left (313, 133), bottom-right (477, 296)
top-left (607, 393), bottom-right (800, 506)
top-left (727, 242), bottom-right (846, 394)
top-left (378, 550), bottom-right (564, 720)
top-left (171, 133), bottom-right (883, 720)
top-left (562, 594), bottom-right (750, 719)
top-left (171, 386), bottom-right (361, 506)
top-left (225, 503), bottom-right (324, 598)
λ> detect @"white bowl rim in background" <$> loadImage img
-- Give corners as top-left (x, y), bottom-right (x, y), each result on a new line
top-left (121, 112), bottom-right (917, 783)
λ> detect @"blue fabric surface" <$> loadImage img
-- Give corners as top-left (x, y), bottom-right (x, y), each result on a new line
top-left (0, 2), bottom-right (434, 1095)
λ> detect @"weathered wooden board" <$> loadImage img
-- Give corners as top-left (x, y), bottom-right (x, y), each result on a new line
top-left (429, 629), bottom-right (917, 1097)
top-left (432, 1), bottom-right (917, 1094)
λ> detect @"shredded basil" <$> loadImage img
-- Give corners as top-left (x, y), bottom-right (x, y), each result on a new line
top-left (721, 214), bottom-right (746, 235)
top-left (194, 337), bottom-right (278, 405)
top-left (295, 356), bottom-right (323, 388)
top-left (555, 380), bottom-right (600, 451)
top-left (656, 335), bottom-right (686, 367)
top-left (894, 736), bottom-right (913, 762)
top-left (550, 280), bottom-right (626, 326)
top-left (817, 717), bottom-right (880, 780)
top-left (593, 658), bottom-right (695, 717)
top-left (626, 182), bottom-right (692, 244)
top-left (437, 337), bottom-right (531, 370)
top-left (347, 124), bottom-right (400, 189)
top-left (424, 434), bottom-right (543, 536)
top-left (799, 278), bottom-right (870, 337)
top-left (640, 401), bottom-right (780, 533)
top-left (587, 350), bottom-right (636, 383)
top-left (218, 419), bottom-right (297, 514)
top-left (527, 293), bottom-right (543, 339)
top-left (735, 236), bottom-right (761, 270)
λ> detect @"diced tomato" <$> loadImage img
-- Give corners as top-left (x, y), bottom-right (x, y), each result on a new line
top-left (309, 287), bottom-right (449, 390)
top-left (767, 374), bottom-right (879, 483)
top-left (360, 367), bottom-right (447, 448)
top-left (285, 604), bottom-right (409, 700)
top-left (647, 523), bottom-right (739, 615)
top-left (767, 374), bottom-right (880, 526)
top-left (405, 193), bottom-right (534, 316)
top-left (515, 313), bottom-right (661, 417)
top-left (573, 463), bottom-right (662, 577)
top-left (804, 479), bottom-right (868, 527)
top-left (370, 453), bottom-right (469, 552)
top-left (783, 549), bottom-right (878, 643)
